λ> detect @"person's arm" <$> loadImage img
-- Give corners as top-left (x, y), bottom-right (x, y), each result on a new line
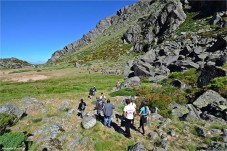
top-left (112, 104), bottom-right (115, 109)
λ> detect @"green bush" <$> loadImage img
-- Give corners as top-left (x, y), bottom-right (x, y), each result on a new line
top-left (109, 88), bottom-right (137, 97)
top-left (0, 132), bottom-right (26, 150)
top-left (159, 109), bottom-right (173, 119)
top-left (168, 68), bottom-right (199, 86)
top-left (0, 113), bottom-right (15, 132)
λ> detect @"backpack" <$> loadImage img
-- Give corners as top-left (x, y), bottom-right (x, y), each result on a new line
top-left (143, 106), bottom-right (149, 116)
top-left (81, 102), bottom-right (85, 110)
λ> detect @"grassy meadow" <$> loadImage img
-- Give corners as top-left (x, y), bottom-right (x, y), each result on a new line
top-left (0, 66), bottom-right (124, 105)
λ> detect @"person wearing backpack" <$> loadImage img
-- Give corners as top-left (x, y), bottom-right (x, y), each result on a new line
top-left (138, 100), bottom-right (150, 135)
top-left (96, 96), bottom-right (104, 121)
top-left (78, 99), bottom-right (86, 118)
top-left (92, 86), bottom-right (97, 96)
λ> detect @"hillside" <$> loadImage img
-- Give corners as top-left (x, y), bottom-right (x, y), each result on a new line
top-left (0, 0), bottom-right (227, 150)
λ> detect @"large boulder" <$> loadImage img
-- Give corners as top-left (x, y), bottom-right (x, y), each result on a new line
top-left (82, 115), bottom-right (96, 129)
top-left (124, 76), bottom-right (141, 86)
top-left (128, 143), bottom-right (147, 151)
top-left (172, 104), bottom-right (189, 118)
top-left (197, 65), bottom-right (227, 87)
top-left (193, 90), bottom-right (226, 109)
top-left (0, 103), bottom-right (25, 119)
top-left (207, 36), bottom-right (227, 52)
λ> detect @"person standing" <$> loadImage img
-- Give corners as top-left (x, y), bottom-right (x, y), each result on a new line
top-left (96, 96), bottom-right (104, 121)
top-left (92, 86), bottom-right (97, 96)
top-left (103, 99), bottom-right (115, 128)
top-left (130, 99), bottom-right (136, 128)
top-left (123, 99), bottom-right (136, 138)
top-left (138, 101), bottom-right (150, 135)
top-left (100, 92), bottom-right (106, 103)
top-left (78, 99), bottom-right (86, 118)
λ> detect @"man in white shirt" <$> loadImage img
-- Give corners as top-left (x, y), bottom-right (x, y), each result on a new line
top-left (123, 99), bottom-right (136, 138)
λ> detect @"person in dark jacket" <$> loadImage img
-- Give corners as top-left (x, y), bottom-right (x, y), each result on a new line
top-left (103, 99), bottom-right (115, 128)
top-left (78, 99), bottom-right (86, 118)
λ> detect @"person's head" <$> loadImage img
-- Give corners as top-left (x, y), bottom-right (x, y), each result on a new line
top-left (141, 100), bottom-right (146, 107)
top-left (81, 99), bottom-right (84, 102)
top-left (107, 99), bottom-right (110, 103)
top-left (126, 99), bottom-right (131, 105)
top-left (101, 92), bottom-right (103, 95)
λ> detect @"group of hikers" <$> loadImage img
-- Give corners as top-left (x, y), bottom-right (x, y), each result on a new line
top-left (77, 87), bottom-right (151, 138)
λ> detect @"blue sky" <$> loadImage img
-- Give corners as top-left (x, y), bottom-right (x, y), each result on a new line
top-left (1, 0), bottom-right (136, 64)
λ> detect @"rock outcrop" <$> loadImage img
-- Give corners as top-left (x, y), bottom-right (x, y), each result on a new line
top-left (128, 34), bottom-right (227, 79)
top-left (0, 57), bottom-right (32, 69)
top-left (123, 0), bottom-right (186, 51)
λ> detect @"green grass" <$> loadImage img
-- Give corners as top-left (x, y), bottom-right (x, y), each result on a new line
top-left (0, 72), bottom-right (123, 104)
top-left (207, 76), bottom-right (227, 98)
top-left (31, 117), bottom-right (42, 123)
top-left (209, 122), bottom-right (227, 129)
top-left (176, 12), bottom-right (211, 35)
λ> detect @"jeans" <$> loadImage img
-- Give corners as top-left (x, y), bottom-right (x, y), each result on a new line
top-left (104, 115), bottom-right (112, 127)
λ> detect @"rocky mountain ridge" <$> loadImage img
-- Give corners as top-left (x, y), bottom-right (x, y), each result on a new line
top-left (47, 0), bottom-right (186, 63)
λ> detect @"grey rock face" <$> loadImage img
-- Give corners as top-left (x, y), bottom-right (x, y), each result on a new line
top-left (123, 0), bottom-right (186, 52)
top-left (82, 115), bottom-right (96, 129)
top-left (0, 103), bottom-right (25, 119)
top-left (193, 90), bottom-right (226, 109)
top-left (128, 143), bottom-right (147, 151)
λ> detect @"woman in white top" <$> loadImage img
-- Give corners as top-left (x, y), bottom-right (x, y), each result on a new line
top-left (123, 99), bottom-right (136, 138)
